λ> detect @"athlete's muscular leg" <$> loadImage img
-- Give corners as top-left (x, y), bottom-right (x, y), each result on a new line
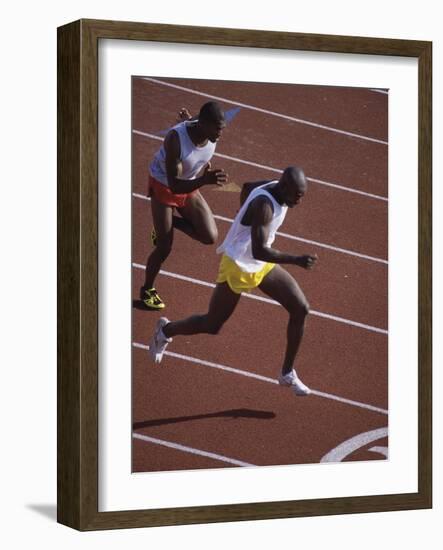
top-left (163, 282), bottom-right (240, 338)
top-left (258, 265), bottom-right (310, 376)
top-left (175, 191), bottom-right (218, 244)
top-left (143, 197), bottom-right (174, 289)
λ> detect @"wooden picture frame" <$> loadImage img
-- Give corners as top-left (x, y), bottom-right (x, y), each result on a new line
top-left (57, 18), bottom-right (432, 530)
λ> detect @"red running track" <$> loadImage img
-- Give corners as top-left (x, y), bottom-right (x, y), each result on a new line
top-left (131, 77), bottom-right (388, 473)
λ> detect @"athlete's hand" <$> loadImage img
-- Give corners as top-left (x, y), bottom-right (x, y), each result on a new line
top-left (295, 254), bottom-right (318, 270)
top-left (202, 162), bottom-right (228, 187)
top-left (177, 107), bottom-right (192, 122)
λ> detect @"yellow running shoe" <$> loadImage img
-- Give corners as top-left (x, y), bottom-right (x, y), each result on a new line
top-left (141, 287), bottom-right (165, 310)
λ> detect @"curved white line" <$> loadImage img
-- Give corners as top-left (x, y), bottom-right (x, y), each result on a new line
top-left (320, 427), bottom-right (388, 463)
top-left (369, 446), bottom-right (389, 458)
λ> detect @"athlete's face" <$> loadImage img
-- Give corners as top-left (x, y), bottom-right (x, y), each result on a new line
top-left (201, 117), bottom-right (226, 143)
top-left (281, 175), bottom-right (307, 208)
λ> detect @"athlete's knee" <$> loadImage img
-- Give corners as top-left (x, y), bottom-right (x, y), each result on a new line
top-left (205, 317), bottom-right (225, 335)
top-left (299, 300), bottom-right (310, 317)
top-left (155, 239), bottom-right (173, 261)
top-left (200, 226), bottom-right (218, 245)
top-left (290, 299), bottom-right (310, 319)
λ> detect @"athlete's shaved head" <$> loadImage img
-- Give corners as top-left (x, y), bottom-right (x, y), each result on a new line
top-left (197, 101), bottom-right (226, 143)
top-left (199, 101), bottom-right (225, 124)
top-left (278, 166), bottom-right (307, 207)
top-left (282, 166), bottom-right (307, 190)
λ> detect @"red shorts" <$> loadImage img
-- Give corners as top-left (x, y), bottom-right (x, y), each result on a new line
top-left (148, 175), bottom-right (198, 209)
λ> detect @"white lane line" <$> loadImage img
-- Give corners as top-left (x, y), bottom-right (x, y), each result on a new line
top-left (307, 175), bottom-right (387, 202)
top-left (269, 230), bottom-right (388, 265)
top-left (132, 263), bottom-right (388, 335)
top-left (132, 192), bottom-right (388, 265)
top-left (133, 342), bottom-right (388, 416)
top-left (311, 391), bottom-right (388, 416)
top-left (320, 427), bottom-right (389, 463)
top-left (133, 129), bottom-right (388, 202)
top-left (140, 77), bottom-right (389, 146)
top-left (133, 432), bottom-right (255, 467)
top-left (239, 290), bottom-right (388, 334)
top-left (370, 89), bottom-right (389, 95)
top-left (214, 151), bottom-right (388, 202)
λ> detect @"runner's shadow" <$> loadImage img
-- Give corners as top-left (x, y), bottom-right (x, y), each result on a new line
top-left (133, 409), bottom-right (275, 430)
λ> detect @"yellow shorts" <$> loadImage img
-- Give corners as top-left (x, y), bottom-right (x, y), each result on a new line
top-left (216, 255), bottom-right (275, 294)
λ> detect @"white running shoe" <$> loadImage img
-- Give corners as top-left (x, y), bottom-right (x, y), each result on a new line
top-left (278, 370), bottom-right (311, 396)
top-left (148, 317), bottom-right (172, 364)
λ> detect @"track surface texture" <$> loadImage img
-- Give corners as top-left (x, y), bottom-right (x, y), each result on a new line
top-left (131, 76), bottom-right (388, 473)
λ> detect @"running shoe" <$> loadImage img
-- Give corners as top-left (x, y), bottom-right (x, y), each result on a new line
top-left (151, 227), bottom-right (157, 246)
top-left (149, 317), bottom-right (172, 364)
top-left (140, 287), bottom-right (165, 310)
top-left (278, 370), bottom-right (311, 396)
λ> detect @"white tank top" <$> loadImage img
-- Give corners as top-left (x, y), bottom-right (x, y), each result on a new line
top-left (149, 121), bottom-right (216, 186)
top-left (217, 182), bottom-right (288, 273)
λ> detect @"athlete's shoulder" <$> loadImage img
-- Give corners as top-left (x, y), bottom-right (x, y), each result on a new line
top-left (164, 127), bottom-right (181, 152)
top-left (240, 180), bottom-right (273, 206)
top-left (249, 194), bottom-right (275, 224)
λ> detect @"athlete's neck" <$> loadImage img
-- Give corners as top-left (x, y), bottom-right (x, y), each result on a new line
top-left (186, 122), bottom-right (208, 147)
top-left (269, 184), bottom-right (285, 205)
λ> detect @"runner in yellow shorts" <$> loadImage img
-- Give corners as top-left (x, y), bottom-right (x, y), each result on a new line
top-left (148, 166), bottom-right (318, 396)
top-left (216, 254), bottom-right (276, 294)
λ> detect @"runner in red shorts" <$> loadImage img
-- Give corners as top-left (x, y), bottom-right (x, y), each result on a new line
top-left (140, 102), bottom-right (228, 309)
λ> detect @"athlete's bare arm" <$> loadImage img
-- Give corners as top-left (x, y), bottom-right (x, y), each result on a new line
top-left (164, 130), bottom-right (227, 194)
top-left (248, 197), bottom-right (318, 269)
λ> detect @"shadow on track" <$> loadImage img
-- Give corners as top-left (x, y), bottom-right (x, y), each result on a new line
top-left (133, 408), bottom-right (275, 430)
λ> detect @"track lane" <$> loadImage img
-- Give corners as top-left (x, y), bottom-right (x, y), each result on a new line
top-left (132, 270), bottom-right (388, 410)
top-left (155, 77), bottom-right (389, 141)
top-left (133, 79), bottom-right (388, 196)
top-left (133, 347), bottom-right (387, 471)
top-left (132, 437), bottom-right (238, 473)
top-left (133, 135), bottom-right (388, 260)
top-left (133, 198), bottom-right (388, 329)
top-left (131, 76), bottom-right (388, 473)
